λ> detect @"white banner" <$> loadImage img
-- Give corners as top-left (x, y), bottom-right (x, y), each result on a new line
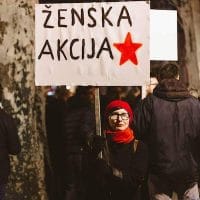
top-left (35, 2), bottom-right (150, 86)
top-left (150, 10), bottom-right (177, 61)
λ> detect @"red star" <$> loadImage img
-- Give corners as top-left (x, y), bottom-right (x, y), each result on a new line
top-left (113, 32), bottom-right (142, 66)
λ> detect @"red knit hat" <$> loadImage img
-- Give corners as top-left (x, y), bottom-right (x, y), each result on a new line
top-left (105, 100), bottom-right (133, 123)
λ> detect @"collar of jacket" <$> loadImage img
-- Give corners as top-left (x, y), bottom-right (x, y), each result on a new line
top-left (153, 78), bottom-right (190, 101)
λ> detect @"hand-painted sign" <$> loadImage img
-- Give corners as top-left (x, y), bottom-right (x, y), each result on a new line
top-left (35, 2), bottom-right (150, 86)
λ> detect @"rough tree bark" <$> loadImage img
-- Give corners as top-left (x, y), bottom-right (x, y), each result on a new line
top-left (177, 0), bottom-right (200, 90)
top-left (0, 1), bottom-right (48, 199)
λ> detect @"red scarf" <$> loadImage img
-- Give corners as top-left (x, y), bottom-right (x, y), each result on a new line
top-left (105, 127), bottom-right (135, 144)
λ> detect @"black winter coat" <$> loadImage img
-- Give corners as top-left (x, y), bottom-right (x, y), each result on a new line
top-left (62, 96), bottom-right (96, 154)
top-left (89, 139), bottom-right (148, 200)
top-left (109, 140), bottom-right (148, 200)
top-left (0, 109), bottom-right (21, 184)
top-left (134, 79), bottom-right (200, 184)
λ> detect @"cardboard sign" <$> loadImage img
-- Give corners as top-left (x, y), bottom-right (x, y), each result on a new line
top-left (35, 2), bottom-right (150, 86)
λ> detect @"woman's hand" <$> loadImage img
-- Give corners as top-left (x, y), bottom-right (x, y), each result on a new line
top-left (112, 167), bottom-right (123, 179)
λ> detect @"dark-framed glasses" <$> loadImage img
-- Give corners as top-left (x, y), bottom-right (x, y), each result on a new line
top-left (109, 112), bottom-right (129, 120)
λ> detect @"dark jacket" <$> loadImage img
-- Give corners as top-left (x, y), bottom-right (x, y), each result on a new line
top-left (109, 140), bottom-right (148, 200)
top-left (134, 79), bottom-right (200, 183)
top-left (0, 109), bottom-right (21, 184)
top-left (45, 96), bottom-right (66, 169)
top-left (62, 95), bottom-right (96, 195)
top-left (62, 95), bottom-right (96, 154)
top-left (90, 139), bottom-right (148, 200)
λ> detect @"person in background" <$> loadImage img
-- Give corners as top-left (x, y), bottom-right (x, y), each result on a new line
top-left (124, 86), bottom-right (142, 110)
top-left (90, 100), bottom-right (148, 200)
top-left (0, 85), bottom-right (21, 200)
top-left (101, 87), bottom-right (127, 106)
top-left (62, 86), bottom-right (96, 200)
top-left (146, 77), bottom-right (158, 96)
top-left (134, 63), bottom-right (200, 200)
top-left (45, 86), bottom-right (72, 200)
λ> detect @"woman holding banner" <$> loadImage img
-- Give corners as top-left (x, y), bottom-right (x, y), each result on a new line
top-left (89, 100), bottom-right (148, 200)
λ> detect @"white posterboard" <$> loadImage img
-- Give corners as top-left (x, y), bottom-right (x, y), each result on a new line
top-left (150, 9), bottom-right (177, 61)
top-left (35, 2), bottom-right (150, 86)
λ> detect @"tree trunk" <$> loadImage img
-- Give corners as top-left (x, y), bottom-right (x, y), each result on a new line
top-left (0, 1), bottom-right (48, 199)
top-left (178, 0), bottom-right (200, 90)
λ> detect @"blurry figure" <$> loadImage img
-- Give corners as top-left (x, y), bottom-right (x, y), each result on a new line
top-left (62, 86), bottom-right (96, 200)
top-left (43, 86), bottom-right (55, 97)
top-left (101, 87), bottom-right (127, 107)
top-left (134, 63), bottom-right (200, 200)
top-left (124, 86), bottom-right (142, 110)
top-left (0, 85), bottom-right (21, 200)
top-left (146, 77), bottom-right (158, 96)
top-left (45, 86), bottom-right (71, 200)
top-left (89, 100), bottom-right (148, 200)
top-left (55, 86), bottom-right (73, 102)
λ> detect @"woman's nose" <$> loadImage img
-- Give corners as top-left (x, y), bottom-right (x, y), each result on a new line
top-left (116, 115), bottom-right (123, 121)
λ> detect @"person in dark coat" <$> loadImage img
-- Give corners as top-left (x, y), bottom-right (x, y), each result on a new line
top-left (0, 107), bottom-right (21, 200)
top-left (90, 100), bottom-right (148, 200)
top-left (62, 86), bottom-right (96, 200)
top-left (45, 86), bottom-right (70, 200)
top-left (134, 63), bottom-right (200, 200)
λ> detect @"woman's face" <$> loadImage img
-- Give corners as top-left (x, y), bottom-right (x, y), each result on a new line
top-left (108, 108), bottom-right (130, 131)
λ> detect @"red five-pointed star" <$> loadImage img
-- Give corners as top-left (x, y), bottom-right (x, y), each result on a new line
top-left (113, 32), bottom-right (142, 66)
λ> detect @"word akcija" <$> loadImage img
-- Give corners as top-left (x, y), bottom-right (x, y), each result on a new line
top-left (38, 5), bottom-right (133, 61)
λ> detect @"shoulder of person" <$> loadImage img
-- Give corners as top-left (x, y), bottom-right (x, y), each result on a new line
top-left (138, 94), bottom-right (154, 109)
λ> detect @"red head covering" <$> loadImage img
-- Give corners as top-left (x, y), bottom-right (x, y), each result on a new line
top-left (105, 100), bottom-right (133, 123)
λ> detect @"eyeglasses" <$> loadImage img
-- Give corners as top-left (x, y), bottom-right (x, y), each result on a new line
top-left (109, 113), bottom-right (129, 120)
